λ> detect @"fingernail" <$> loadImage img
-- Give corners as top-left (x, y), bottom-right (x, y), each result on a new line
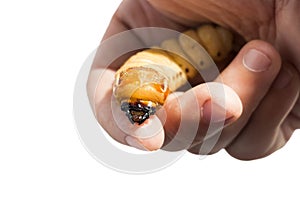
top-left (125, 136), bottom-right (149, 151)
top-left (243, 49), bottom-right (271, 72)
top-left (272, 67), bottom-right (293, 89)
top-left (202, 100), bottom-right (234, 124)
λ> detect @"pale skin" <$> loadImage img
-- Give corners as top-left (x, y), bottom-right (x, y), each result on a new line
top-left (88, 0), bottom-right (300, 160)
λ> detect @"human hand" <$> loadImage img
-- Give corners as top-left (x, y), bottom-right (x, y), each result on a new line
top-left (87, 0), bottom-right (300, 160)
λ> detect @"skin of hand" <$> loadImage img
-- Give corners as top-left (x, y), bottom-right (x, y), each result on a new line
top-left (87, 0), bottom-right (300, 160)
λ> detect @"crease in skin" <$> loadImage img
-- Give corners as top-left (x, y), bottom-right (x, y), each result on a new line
top-left (148, 0), bottom-right (204, 26)
top-left (113, 24), bottom-right (235, 125)
top-left (155, 0), bottom-right (277, 42)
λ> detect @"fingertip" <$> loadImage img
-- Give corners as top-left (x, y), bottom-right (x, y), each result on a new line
top-left (125, 129), bottom-right (165, 151)
top-left (160, 82), bottom-right (243, 152)
top-left (218, 40), bottom-right (282, 117)
top-left (125, 136), bottom-right (150, 151)
top-left (200, 83), bottom-right (243, 122)
top-left (240, 40), bottom-right (281, 79)
top-left (138, 129), bottom-right (165, 151)
top-left (125, 115), bottom-right (165, 151)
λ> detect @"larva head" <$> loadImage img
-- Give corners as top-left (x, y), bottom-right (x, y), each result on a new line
top-left (120, 101), bottom-right (156, 125)
top-left (113, 66), bottom-right (169, 124)
top-left (113, 67), bottom-right (170, 104)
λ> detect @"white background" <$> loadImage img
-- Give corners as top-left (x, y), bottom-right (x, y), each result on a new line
top-left (0, 0), bottom-right (299, 199)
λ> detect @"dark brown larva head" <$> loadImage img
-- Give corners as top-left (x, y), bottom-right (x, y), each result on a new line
top-left (120, 101), bottom-right (156, 125)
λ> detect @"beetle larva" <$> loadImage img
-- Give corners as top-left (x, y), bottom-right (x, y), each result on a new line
top-left (113, 24), bottom-right (233, 125)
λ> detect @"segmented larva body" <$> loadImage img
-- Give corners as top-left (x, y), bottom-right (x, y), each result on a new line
top-left (113, 24), bottom-right (233, 124)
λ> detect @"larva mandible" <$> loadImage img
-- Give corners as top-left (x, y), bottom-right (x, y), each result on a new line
top-left (113, 24), bottom-right (233, 125)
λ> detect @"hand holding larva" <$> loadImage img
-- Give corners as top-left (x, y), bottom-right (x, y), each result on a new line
top-left (113, 24), bottom-right (234, 125)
